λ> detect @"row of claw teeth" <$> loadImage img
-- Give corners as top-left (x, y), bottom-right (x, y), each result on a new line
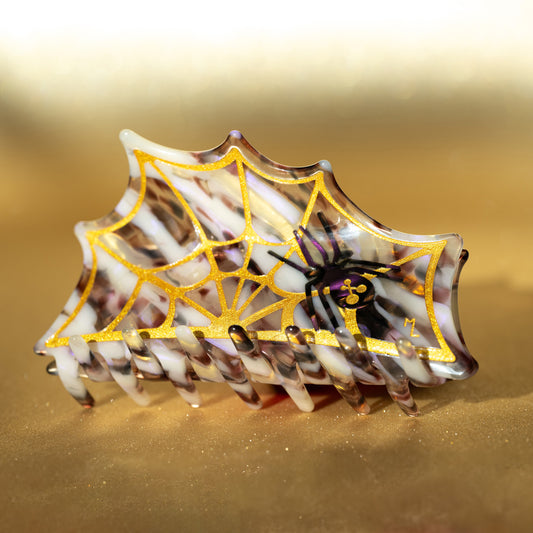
top-left (47, 326), bottom-right (445, 417)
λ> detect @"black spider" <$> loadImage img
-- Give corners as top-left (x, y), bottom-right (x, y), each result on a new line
top-left (268, 212), bottom-right (400, 331)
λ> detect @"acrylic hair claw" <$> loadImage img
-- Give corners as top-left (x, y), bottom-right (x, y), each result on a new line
top-left (34, 130), bottom-right (478, 416)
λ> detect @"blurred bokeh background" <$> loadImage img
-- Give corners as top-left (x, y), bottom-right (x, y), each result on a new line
top-left (1, 2), bottom-right (532, 532)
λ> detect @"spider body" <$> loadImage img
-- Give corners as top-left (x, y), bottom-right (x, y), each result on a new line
top-left (268, 212), bottom-right (400, 331)
top-left (320, 269), bottom-right (375, 309)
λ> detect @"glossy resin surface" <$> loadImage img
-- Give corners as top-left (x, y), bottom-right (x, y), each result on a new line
top-left (35, 130), bottom-right (477, 415)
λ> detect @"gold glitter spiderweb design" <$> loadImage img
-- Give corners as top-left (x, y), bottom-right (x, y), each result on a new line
top-left (45, 142), bottom-right (455, 363)
top-left (46, 148), bottom-right (320, 345)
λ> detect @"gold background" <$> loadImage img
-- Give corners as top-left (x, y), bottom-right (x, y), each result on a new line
top-left (1, 2), bottom-right (532, 531)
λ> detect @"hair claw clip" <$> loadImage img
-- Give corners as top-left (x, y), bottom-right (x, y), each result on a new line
top-left (35, 130), bottom-right (478, 416)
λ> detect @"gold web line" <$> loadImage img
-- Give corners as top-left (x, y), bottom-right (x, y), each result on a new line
top-left (241, 298), bottom-right (289, 328)
top-left (216, 279), bottom-right (228, 312)
top-left (47, 150), bottom-right (150, 344)
top-left (101, 279), bottom-right (143, 333)
top-left (230, 255), bottom-right (250, 310)
top-left (236, 284), bottom-right (264, 315)
top-left (178, 293), bottom-right (218, 322)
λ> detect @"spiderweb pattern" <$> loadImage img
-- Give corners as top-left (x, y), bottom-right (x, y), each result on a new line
top-left (46, 147), bottom-right (331, 344)
top-left (43, 140), bottom-right (455, 362)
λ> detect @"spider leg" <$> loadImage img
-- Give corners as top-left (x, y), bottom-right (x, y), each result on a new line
top-left (318, 291), bottom-right (339, 329)
top-left (344, 262), bottom-right (401, 278)
top-left (342, 265), bottom-right (385, 277)
top-left (346, 259), bottom-right (401, 272)
top-left (267, 250), bottom-right (309, 274)
top-left (317, 211), bottom-right (341, 262)
top-left (365, 268), bottom-right (401, 280)
top-left (304, 280), bottom-right (320, 330)
top-left (317, 287), bottom-right (340, 330)
top-left (294, 229), bottom-right (320, 267)
top-left (299, 225), bottom-right (329, 264)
